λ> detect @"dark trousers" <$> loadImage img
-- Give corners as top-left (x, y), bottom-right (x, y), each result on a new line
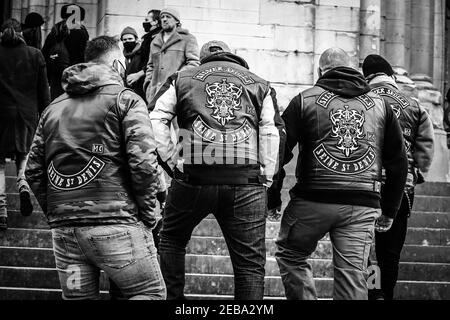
top-left (370, 191), bottom-right (414, 300)
top-left (159, 179), bottom-right (267, 300)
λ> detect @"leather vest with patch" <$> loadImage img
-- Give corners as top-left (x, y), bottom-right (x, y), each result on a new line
top-left (174, 60), bottom-right (270, 183)
top-left (371, 82), bottom-right (421, 188)
top-left (43, 85), bottom-right (134, 208)
top-left (296, 86), bottom-right (386, 193)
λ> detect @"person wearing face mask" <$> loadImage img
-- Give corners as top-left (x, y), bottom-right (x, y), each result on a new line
top-left (141, 10), bottom-right (162, 85)
top-left (120, 27), bottom-right (145, 99)
top-left (25, 35), bottom-right (166, 300)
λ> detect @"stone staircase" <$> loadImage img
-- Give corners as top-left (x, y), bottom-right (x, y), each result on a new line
top-left (0, 161), bottom-right (449, 300)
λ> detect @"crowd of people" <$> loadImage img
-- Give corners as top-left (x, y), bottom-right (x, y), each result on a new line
top-left (0, 4), bottom-right (437, 301)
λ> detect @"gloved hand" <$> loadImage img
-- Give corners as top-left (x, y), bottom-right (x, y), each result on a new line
top-left (375, 215), bottom-right (394, 233)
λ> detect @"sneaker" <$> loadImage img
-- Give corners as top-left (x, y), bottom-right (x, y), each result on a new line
top-left (0, 217), bottom-right (7, 231)
top-left (19, 187), bottom-right (33, 217)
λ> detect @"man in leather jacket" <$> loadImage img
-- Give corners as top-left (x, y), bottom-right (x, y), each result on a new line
top-left (150, 40), bottom-right (285, 300)
top-left (363, 54), bottom-right (435, 300)
top-left (269, 48), bottom-right (408, 300)
top-left (25, 36), bottom-right (166, 300)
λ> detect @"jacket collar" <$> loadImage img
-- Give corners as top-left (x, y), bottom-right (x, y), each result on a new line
top-left (367, 73), bottom-right (399, 90)
top-left (201, 52), bottom-right (250, 69)
top-left (153, 28), bottom-right (187, 51)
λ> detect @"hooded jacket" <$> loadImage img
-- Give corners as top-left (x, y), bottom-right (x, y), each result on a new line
top-left (368, 74), bottom-right (435, 190)
top-left (272, 67), bottom-right (408, 218)
top-left (25, 63), bottom-right (160, 229)
top-left (143, 27), bottom-right (200, 103)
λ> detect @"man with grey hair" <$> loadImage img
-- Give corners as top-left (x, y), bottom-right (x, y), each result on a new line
top-left (269, 47), bottom-right (408, 300)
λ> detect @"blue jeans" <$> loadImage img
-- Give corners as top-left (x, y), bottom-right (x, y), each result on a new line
top-left (52, 223), bottom-right (166, 300)
top-left (159, 179), bottom-right (267, 300)
top-left (276, 195), bottom-right (381, 300)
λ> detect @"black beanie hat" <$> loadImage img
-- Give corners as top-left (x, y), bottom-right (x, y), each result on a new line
top-left (23, 12), bottom-right (45, 28)
top-left (61, 4), bottom-right (86, 21)
top-left (362, 54), bottom-right (395, 78)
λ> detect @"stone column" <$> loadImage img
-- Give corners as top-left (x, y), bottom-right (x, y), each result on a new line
top-left (359, 0), bottom-right (381, 64)
top-left (433, 0), bottom-right (445, 93)
top-left (409, 0), bottom-right (448, 182)
top-left (314, 0), bottom-right (360, 82)
top-left (384, 0), bottom-right (406, 68)
top-left (410, 0), bottom-right (435, 77)
top-left (404, 0), bottom-right (412, 72)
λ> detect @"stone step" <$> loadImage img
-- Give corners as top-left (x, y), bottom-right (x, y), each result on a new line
top-left (1, 247), bottom-right (448, 283)
top-left (2, 228), bottom-right (450, 262)
top-left (0, 266), bottom-right (320, 298)
top-left (0, 287), bottom-right (110, 300)
top-left (412, 196), bottom-right (450, 213)
top-left (415, 183), bottom-right (450, 197)
top-left (3, 267), bottom-right (447, 299)
top-left (409, 212), bottom-right (450, 229)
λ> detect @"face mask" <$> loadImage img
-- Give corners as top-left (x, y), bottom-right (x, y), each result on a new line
top-left (143, 22), bottom-right (152, 33)
top-left (123, 41), bottom-right (137, 52)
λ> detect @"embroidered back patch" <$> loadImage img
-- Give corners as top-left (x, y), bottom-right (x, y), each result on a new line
top-left (48, 157), bottom-right (106, 191)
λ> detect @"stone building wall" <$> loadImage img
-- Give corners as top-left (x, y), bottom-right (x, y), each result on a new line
top-left (8, 0), bottom-right (450, 181)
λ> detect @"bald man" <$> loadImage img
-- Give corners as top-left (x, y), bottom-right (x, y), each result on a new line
top-left (269, 48), bottom-right (408, 300)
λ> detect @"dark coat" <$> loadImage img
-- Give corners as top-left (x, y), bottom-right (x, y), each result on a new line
top-left (123, 29), bottom-right (162, 102)
top-left (124, 42), bottom-right (146, 101)
top-left (41, 21), bottom-right (89, 100)
top-left (0, 40), bottom-right (50, 157)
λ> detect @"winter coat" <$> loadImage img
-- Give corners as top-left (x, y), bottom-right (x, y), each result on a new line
top-left (25, 63), bottom-right (160, 228)
top-left (143, 27), bottom-right (200, 103)
top-left (0, 39), bottom-right (50, 157)
top-left (123, 42), bottom-right (146, 101)
top-left (41, 21), bottom-right (89, 100)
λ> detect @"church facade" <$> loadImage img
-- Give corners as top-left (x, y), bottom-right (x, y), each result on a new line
top-left (2, 0), bottom-right (449, 181)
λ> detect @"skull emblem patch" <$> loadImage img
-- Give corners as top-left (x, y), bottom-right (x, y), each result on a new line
top-left (330, 106), bottom-right (366, 158)
top-left (205, 79), bottom-right (243, 126)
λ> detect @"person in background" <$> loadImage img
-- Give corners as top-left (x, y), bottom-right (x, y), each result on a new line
top-left (0, 18), bottom-right (50, 230)
top-left (363, 54), bottom-right (435, 300)
top-left (25, 36), bottom-right (166, 300)
top-left (270, 47), bottom-right (408, 300)
top-left (138, 9), bottom-right (162, 102)
top-left (42, 4), bottom-right (89, 100)
top-left (120, 26), bottom-right (145, 99)
top-left (22, 12), bottom-right (45, 49)
top-left (143, 7), bottom-right (199, 103)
